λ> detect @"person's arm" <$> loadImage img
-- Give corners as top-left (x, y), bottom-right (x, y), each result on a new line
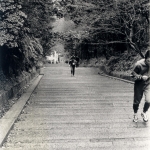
top-left (131, 71), bottom-right (142, 80)
top-left (131, 64), bottom-right (149, 81)
top-left (131, 65), bottom-right (142, 80)
top-left (69, 60), bottom-right (72, 66)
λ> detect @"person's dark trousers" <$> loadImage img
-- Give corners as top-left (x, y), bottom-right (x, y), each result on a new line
top-left (133, 81), bottom-right (150, 113)
top-left (71, 65), bottom-right (75, 76)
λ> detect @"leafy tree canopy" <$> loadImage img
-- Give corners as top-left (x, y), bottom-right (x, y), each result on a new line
top-left (55, 0), bottom-right (149, 59)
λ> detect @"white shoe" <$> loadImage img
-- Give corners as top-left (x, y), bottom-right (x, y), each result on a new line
top-left (141, 112), bottom-right (148, 122)
top-left (133, 115), bottom-right (138, 123)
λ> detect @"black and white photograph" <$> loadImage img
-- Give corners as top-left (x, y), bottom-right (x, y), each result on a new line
top-left (0, 0), bottom-right (150, 149)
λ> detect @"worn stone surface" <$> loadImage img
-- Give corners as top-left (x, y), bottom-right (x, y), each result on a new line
top-left (2, 64), bottom-right (150, 150)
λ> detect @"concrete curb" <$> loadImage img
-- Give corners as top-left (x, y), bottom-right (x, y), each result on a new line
top-left (98, 65), bottom-right (134, 84)
top-left (0, 74), bottom-right (43, 147)
top-left (98, 72), bottom-right (134, 84)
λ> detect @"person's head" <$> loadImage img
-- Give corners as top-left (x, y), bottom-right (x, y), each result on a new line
top-left (71, 55), bottom-right (75, 59)
top-left (145, 50), bottom-right (150, 66)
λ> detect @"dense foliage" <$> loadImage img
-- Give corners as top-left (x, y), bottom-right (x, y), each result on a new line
top-left (0, 0), bottom-right (56, 87)
top-left (57, 0), bottom-right (149, 60)
top-left (0, 0), bottom-right (61, 91)
top-left (0, 0), bottom-right (149, 90)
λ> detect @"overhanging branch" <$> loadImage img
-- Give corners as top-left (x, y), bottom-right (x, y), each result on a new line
top-left (83, 41), bottom-right (128, 45)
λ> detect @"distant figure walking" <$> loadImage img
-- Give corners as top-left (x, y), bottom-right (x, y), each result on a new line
top-left (69, 55), bottom-right (77, 76)
top-left (132, 50), bottom-right (150, 123)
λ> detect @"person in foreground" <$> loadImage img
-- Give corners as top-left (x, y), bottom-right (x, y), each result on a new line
top-left (69, 55), bottom-right (77, 76)
top-left (132, 50), bottom-right (150, 123)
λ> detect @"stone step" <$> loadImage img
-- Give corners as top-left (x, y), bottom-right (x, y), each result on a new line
top-left (13, 122), bottom-right (142, 129)
top-left (3, 66), bottom-right (149, 150)
top-left (3, 139), bottom-right (150, 150)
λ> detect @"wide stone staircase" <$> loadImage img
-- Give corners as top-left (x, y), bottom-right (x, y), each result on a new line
top-left (2, 64), bottom-right (150, 150)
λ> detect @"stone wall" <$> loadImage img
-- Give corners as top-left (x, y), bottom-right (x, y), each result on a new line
top-left (0, 69), bottom-right (40, 116)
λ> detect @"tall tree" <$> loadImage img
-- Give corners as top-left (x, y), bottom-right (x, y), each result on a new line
top-left (57, 0), bottom-right (149, 58)
top-left (0, 0), bottom-right (56, 90)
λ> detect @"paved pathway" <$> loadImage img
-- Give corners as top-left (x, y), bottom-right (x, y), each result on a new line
top-left (2, 65), bottom-right (150, 150)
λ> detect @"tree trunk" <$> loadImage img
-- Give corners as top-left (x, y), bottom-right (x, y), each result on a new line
top-left (128, 25), bottom-right (144, 58)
